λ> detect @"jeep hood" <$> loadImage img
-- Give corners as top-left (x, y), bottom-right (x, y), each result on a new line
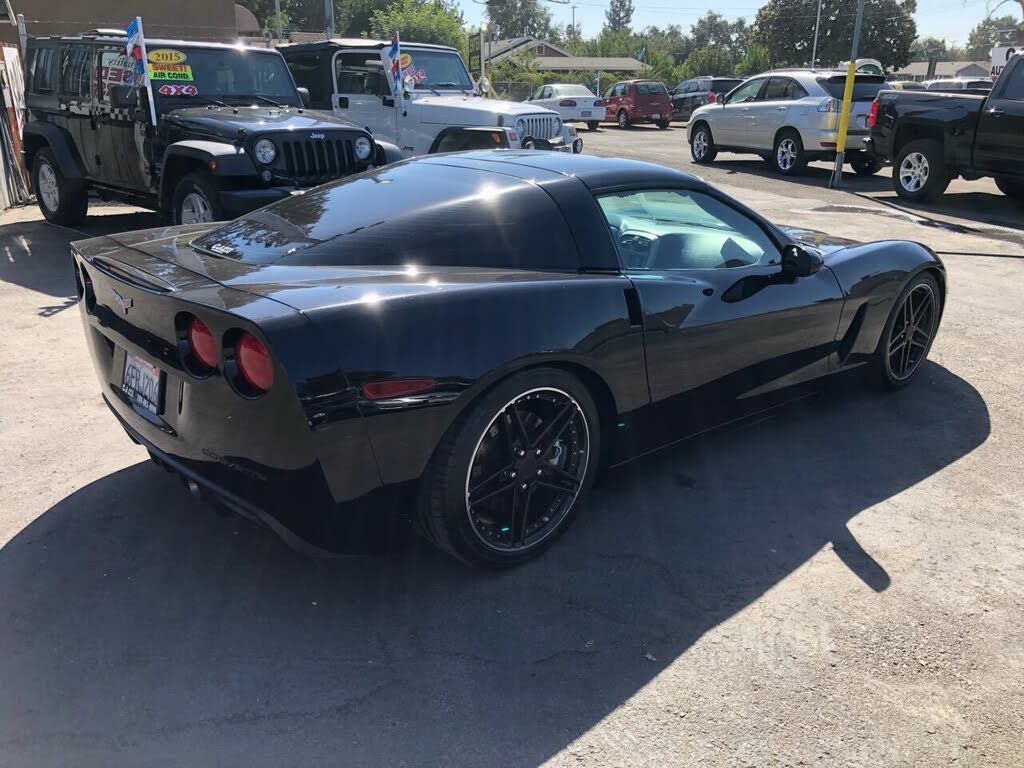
top-left (409, 94), bottom-right (558, 126)
top-left (162, 106), bottom-right (366, 138)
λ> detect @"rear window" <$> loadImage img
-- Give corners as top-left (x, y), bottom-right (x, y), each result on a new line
top-left (966, 80), bottom-right (993, 89)
top-left (192, 161), bottom-right (580, 270)
top-left (554, 84), bottom-right (596, 97)
top-left (709, 79), bottom-right (741, 92)
top-left (817, 75), bottom-right (891, 101)
top-left (636, 81), bottom-right (668, 95)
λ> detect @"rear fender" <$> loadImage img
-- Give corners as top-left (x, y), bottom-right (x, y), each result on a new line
top-left (23, 122), bottom-right (86, 178)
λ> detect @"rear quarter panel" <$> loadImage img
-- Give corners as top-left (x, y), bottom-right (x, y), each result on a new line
top-left (300, 273), bottom-right (648, 483)
top-left (874, 91), bottom-right (984, 168)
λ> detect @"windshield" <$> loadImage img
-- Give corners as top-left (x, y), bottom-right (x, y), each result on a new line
top-left (554, 84), bottom-right (596, 97)
top-left (817, 75), bottom-right (891, 101)
top-left (141, 47), bottom-right (300, 109)
top-left (710, 79), bottom-right (742, 92)
top-left (400, 48), bottom-right (473, 90)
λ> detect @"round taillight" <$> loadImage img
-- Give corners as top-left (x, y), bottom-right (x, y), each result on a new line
top-left (188, 317), bottom-right (218, 369)
top-left (236, 332), bottom-right (273, 393)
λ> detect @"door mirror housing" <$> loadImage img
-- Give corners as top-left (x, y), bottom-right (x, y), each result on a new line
top-left (296, 87), bottom-right (310, 108)
top-left (781, 244), bottom-right (824, 277)
top-left (109, 85), bottom-right (138, 110)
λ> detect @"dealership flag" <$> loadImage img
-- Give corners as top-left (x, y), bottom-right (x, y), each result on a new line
top-left (125, 16), bottom-right (157, 125)
top-left (592, 71), bottom-right (600, 94)
top-left (387, 32), bottom-right (402, 98)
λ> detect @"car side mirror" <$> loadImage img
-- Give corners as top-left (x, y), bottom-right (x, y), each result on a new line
top-left (109, 85), bottom-right (138, 110)
top-left (296, 87), bottom-right (310, 107)
top-left (781, 244), bottom-right (823, 277)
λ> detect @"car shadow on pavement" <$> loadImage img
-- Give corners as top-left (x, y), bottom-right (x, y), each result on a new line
top-left (710, 156), bottom-right (892, 193)
top-left (864, 190), bottom-right (1024, 236)
top-left (0, 363), bottom-right (988, 765)
top-left (0, 211), bottom-right (160, 301)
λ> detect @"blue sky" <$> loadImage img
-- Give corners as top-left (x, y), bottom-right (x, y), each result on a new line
top-left (456, 0), bottom-right (1019, 48)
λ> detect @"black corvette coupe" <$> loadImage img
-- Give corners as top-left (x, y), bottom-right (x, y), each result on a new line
top-left (72, 151), bottom-right (945, 566)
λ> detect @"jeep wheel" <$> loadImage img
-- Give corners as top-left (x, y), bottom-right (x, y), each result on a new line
top-left (33, 148), bottom-right (88, 226)
top-left (172, 173), bottom-right (225, 225)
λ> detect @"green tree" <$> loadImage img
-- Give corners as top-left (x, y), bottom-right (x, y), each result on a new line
top-left (734, 43), bottom-right (772, 76)
top-left (966, 14), bottom-right (1022, 59)
top-left (605, 0), bottom-right (635, 33)
top-left (677, 46), bottom-right (738, 79)
top-left (690, 11), bottom-right (748, 57)
top-left (752, 0), bottom-right (917, 70)
top-left (369, 0), bottom-right (465, 48)
top-left (641, 25), bottom-right (693, 64)
top-left (910, 36), bottom-right (950, 61)
top-left (485, 0), bottom-right (557, 39)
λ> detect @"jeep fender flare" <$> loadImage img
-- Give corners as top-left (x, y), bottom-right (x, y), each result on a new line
top-left (373, 139), bottom-right (406, 166)
top-left (23, 123), bottom-right (86, 178)
top-left (427, 126), bottom-right (511, 154)
top-left (160, 141), bottom-right (256, 208)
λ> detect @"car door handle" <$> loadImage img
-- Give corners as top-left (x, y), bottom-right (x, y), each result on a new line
top-left (988, 107), bottom-right (1005, 117)
top-left (776, 106), bottom-right (786, 111)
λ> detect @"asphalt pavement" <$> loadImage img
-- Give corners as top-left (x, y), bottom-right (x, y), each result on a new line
top-left (0, 134), bottom-right (1022, 767)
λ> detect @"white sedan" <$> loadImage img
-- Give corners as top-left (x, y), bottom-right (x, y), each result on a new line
top-left (525, 84), bottom-right (606, 131)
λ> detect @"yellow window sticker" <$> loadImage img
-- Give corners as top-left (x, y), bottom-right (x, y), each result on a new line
top-left (148, 48), bottom-right (187, 65)
top-left (148, 63), bottom-right (194, 81)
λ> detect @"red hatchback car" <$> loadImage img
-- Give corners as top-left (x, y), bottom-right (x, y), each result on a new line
top-left (602, 79), bottom-right (673, 129)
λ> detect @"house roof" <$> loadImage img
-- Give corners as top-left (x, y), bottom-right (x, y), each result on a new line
top-left (486, 36), bottom-right (574, 64)
top-left (890, 60), bottom-right (990, 78)
top-left (534, 56), bottom-right (647, 72)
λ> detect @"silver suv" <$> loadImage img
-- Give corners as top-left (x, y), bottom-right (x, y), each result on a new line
top-left (687, 70), bottom-right (892, 176)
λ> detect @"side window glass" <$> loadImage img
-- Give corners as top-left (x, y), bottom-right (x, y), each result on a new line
top-left (597, 188), bottom-right (781, 270)
top-left (728, 79), bottom-right (763, 104)
top-left (761, 77), bottom-right (789, 101)
top-left (999, 61), bottom-right (1024, 100)
top-left (97, 47), bottom-right (136, 103)
top-left (286, 54), bottom-right (326, 107)
top-left (30, 46), bottom-right (57, 94)
top-left (60, 46), bottom-right (92, 100)
top-left (335, 52), bottom-right (388, 97)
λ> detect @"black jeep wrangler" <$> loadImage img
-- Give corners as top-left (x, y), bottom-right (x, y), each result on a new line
top-left (23, 32), bottom-right (393, 225)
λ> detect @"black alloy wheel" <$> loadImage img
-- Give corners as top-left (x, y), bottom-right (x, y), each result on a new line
top-left (873, 273), bottom-right (941, 389)
top-left (420, 368), bottom-right (600, 567)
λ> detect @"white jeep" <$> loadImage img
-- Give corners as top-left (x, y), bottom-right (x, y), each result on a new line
top-left (280, 38), bottom-right (582, 158)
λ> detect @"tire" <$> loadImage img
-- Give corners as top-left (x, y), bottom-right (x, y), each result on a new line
top-left (690, 122), bottom-right (717, 164)
top-left (869, 272), bottom-right (941, 390)
top-left (587, 121), bottom-right (600, 131)
top-left (994, 175), bottom-right (1024, 201)
top-left (32, 148), bottom-right (88, 226)
top-left (772, 130), bottom-right (807, 175)
top-left (419, 367), bottom-right (602, 567)
top-left (850, 156), bottom-right (885, 176)
top-left (171, 172), bottom-right (226, 225)
top-left (892, 139), bottom-right (950, 203)
top-left (656, 120), bottom-right (670, 130)
top-left (617, 109), bottom-right (631, 129)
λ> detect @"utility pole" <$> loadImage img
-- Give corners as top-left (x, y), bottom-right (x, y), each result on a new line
top-left (324, 0), bottom-right (334, 39)
top-left (810, 0), bottom-right (822, 68)
top-left (275, 0), bottom-right (283, 41)
top-left (572, 4), bottom-right (577, 33)
top-left (828, 0), bottom-right (866, 189)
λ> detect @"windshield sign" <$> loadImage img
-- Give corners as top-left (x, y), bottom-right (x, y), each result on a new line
top-left (143, 47), bottom-right (300, 107)
top-left (399, 49), bottom-right (473, 90)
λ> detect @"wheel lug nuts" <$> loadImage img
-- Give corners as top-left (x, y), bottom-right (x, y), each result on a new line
top-left (536, 469), bottom-right (543, 476)
top-left (535, 449), bottom-right (542, 455)
top-left (510, 471), bottom-right (516, 478)
top-left (520, 483), bottom-right (528, 490)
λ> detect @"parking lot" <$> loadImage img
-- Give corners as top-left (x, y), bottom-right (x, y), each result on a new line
top-left (1, 128), bottom-right (1023, 766)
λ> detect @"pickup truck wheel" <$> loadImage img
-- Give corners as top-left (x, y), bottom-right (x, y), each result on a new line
top-left (772, 130), bottom-right (807, 175)
top-left (994, 175), bottom-right (1024, 201)
top-left (690, 123), bottom-right (717, 164)
top-left (893, 140), bottom-right (949, 202)
top-left (617, 110), bottom-right (631, 129)
top-left (419, 367), bottom-right (600, 567)
top-left (587, 121), bottom-right (600, 131)
top-left (32, 148), bottom-right (88, 226)
top-left (850, 156), bottom-right (885, 176)
top-left (172, 172), bottom-right (225, 225)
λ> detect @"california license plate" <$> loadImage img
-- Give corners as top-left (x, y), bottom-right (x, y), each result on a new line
top-left (581, 110), bottom-right (592, 117)
top-left (122, 351), bottom-right (161, 415)
top-left (652, 113), bottom-right (661, 120)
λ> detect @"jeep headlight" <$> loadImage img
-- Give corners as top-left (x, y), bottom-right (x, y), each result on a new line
top-left (354, 136), bottom-right (373, 161)
top-left (254, 138), bottom-right (276, 165)
top-left (515, 118), bottom-right (527, 137)
top-left (553, 116), bottom-right (562, 131)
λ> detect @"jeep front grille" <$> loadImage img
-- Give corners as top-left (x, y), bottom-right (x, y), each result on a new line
top-left (277, 138), bottom-right (356, 184)
top-left (519, 115), bottom-right (560, 140)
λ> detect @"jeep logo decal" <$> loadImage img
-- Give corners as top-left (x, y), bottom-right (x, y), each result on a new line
top-left (310, 132), bottom-right (326, 139)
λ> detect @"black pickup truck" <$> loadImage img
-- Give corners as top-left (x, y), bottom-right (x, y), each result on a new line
top-left (867, 53), bottom-right (1023, 203)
